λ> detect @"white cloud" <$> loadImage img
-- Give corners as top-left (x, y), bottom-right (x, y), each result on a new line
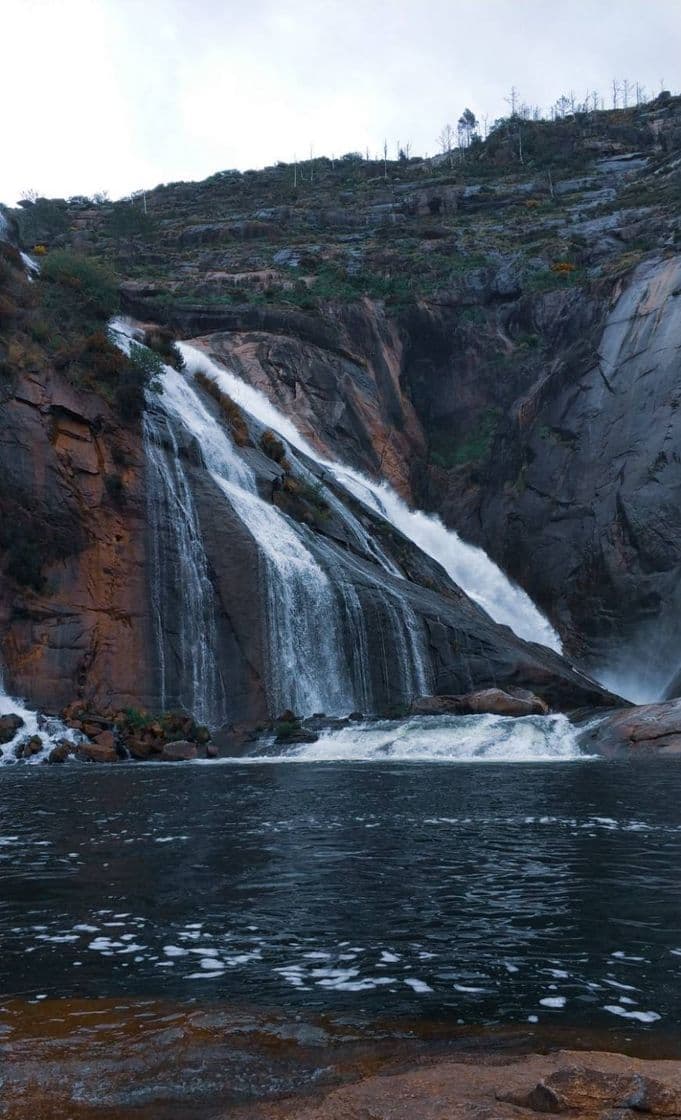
top-left (1, 0), bottom-right (680, 205)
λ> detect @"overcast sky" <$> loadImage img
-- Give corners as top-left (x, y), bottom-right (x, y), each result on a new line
top-left (2, 0), bottom-right (680, 206)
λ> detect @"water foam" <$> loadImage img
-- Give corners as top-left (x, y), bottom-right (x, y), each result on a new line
top-left (221, 712), bottom-right (586, 764)
top-left (0, 677), bottom-right (80, 764)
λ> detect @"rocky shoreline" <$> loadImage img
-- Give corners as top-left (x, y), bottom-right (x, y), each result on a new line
top-left (3, 686), bottom-right (681, 763)
top-left (234, 1048), bottom-right (681, 1120)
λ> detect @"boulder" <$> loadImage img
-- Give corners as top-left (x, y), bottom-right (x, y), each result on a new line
top-left (160, 740), bottom-right (198, 762)
top-left (48, 740), bottom-right (76, 764)
top-left (0, 713), bottom-right (24, 744)
top-left (498, 1065), bottom-right (681, 1115)
top-left (76, 742), bottom-right (119, 763)
top-left (205, 743), bottom-right (219, 758)
top-left (411, 688), bottom-right (549, 718)
top-left (94, 729), bottom-right (116, 750)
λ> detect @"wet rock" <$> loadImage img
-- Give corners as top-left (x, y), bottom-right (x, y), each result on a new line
top-left (498, 1066), bottom-right (681, 1115)
top-left (205, 743), bottom-right (219, 758)
top-left (47, 740), bottom-right (76, 764)
top-left (277, 729), bottom-right (319, 744)
top-left (94, 729), bottom-right (116, 750)
top-left (0, 713), bottom-right (24, 744)
top-left (580, 699), bottom-right (681, 756)
top-left (127, 737), bottom-right (155, 761)
top-left (14, 735), bottom-right (43, 759)
top-left (411, 688), bottom-right (549, 718)
top-left (160, 740), bottom-right (198, 761)
top-left (76, 742), bottom-right (119, 763)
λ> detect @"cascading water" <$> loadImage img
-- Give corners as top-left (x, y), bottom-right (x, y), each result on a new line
top-left (174, 336), bottom-right (430, 712)
top-left (143, 406), bottom-right (227, 728)
top-left (222, 712), bottom-right (587, 764)
top-left (0, 670), bottom-right (81, 765)
top-left (178, 346), bottom-right (561, 652)
top-left (111, 322), bottom-right (370, 718)
top-left (110, 320), bottom-right (559, 723)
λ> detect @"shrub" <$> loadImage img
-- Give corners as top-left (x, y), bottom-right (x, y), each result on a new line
top-left (260, 429), bottom-right (288, 464)
top-left (195, 371), bottom-right (251, 445)
top-left (41, 251), bottom-right (119, 318)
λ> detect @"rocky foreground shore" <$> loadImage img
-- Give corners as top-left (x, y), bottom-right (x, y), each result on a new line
top-left (233, 1050), bottom-right (681, 1120)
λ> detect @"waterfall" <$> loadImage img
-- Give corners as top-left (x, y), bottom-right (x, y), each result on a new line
top-left (143, 406), bottom-right (227, 727)
top-left (178, 345), bottom-right (561, 652)
top-left (148, 350), bottom-right (431, 717)
top-left (211, 474), bottom-right (356, 715)
top-left (111, 323), bottom-right (365, 719)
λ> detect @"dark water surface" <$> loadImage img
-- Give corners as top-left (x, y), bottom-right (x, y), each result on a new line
top-left (2, 758), bottom-right (681, 1039)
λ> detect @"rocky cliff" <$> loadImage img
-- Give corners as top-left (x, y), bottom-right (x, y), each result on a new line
top-left (3, 94), bottom-right (681, 720)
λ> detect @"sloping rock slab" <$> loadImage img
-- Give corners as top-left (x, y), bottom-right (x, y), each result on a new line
top-left (581, 700), bottom-right (681, 756)
top-left (229, 1049), bottom-right (681, 1120)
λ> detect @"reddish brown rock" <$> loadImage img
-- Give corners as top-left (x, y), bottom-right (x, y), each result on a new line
top-left (94, 730), bottom-right (116, 750)
top-left (412, 688), bottom-right (549, 718)
top-left (0, 713), bottom-right (24, 743)
top-left (227, 1049), bottom-right (681, 1120)
top-left (580, 699), bottom-right (681, 756)
top-left (160, 740), bottom-right (198, 762)
top-left (48, 740), bottom-right (76, 764)
top-left (76, 742), bottom-right (119, 763)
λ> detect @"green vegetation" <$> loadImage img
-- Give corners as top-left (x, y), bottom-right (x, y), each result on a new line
top-left (41, 250), bottom-right (119, 318)
top-left (260, 429), bottom-right (288, 464)
top-left (195, 370), bottom-right (251, 446)
top-left (430, 408), bottom-right (501, 468)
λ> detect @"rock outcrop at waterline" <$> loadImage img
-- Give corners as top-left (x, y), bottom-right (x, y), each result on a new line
top-left (579, 698), bottom-right (681, 756)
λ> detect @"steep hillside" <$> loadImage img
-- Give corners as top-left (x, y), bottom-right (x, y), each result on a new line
top-left (4, 93), bottom-right (681, 711)
top-left (20, 92), bottom-right (675, 697)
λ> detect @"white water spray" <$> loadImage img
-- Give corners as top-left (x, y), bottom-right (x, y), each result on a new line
top-left (179, 345), bottom-right (560, 652)
top-left (220, 712), bottom-right (586, 764)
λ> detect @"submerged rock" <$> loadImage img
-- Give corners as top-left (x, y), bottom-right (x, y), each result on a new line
top-left (411, 688), bottom-right (549, 718)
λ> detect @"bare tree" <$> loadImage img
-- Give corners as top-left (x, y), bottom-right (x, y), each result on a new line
top-left (636, 82), bottom-right (647, 106)
top-left (383, 138), bottom-right (388, 181)
top-left (612, 79), bottom-right (621, 109)
top-left (505, 86), bottom-right (520, 117)
top-left (438, 122), bottom-right (455, 165)
top-left (623, 78), bottom-right (633, 108)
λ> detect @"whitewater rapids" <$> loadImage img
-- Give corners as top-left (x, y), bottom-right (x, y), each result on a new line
top-left (215, 712), bottom-right (588, 764)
